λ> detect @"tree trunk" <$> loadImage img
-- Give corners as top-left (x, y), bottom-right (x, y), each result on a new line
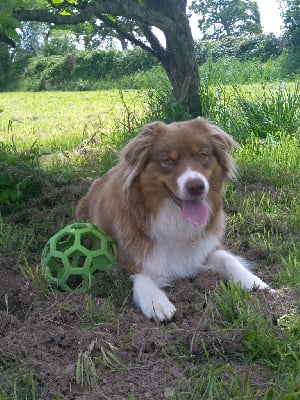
top-left (142, 0), bottom-right (202, 117)
top-left (162, 14), bottom-right (201, 117)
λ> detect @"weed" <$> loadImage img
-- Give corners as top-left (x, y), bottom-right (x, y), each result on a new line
top-left (95, 341), bottom-right (129, 372)
top-left (200, 82), bottom-right (300, 143)
top-left (82, 295), bottom-right (116, 327)
top-left (172, 365), bottom-right (262, 400)
top-left (0, 370), bottom-right (40, 400)
top-left (75, 341), bottom-right (98, 388)
top-left (278, 244), bottom-right (300, 289)
top-left (231, 83), bottom-right (300, 139)
top-left (0, 216), bottom-right (35, 265)
top-left (144, 84), bottom-right (192, 123)
top-left (129, 390), bottom-right (136, 400)
top-left (277, 314), bottom-right (300, 334)
top-left (214, 279), bottom-right (253, 327)
top-left (91, 264), bottom-right (132, 308)
top-left (20, 260), bottom-right (49, 298)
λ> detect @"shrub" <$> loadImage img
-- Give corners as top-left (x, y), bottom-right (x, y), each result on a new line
top-left (109, 47), bottom-right (157, 78)
top-left (21, 47), bottom-right (157, 91)
top-left (71, 50), bottom-right (116, 80)
top-left (194, 34), bottom-right (283, 64)
top-left (21, 55), bottom-right (67, 90)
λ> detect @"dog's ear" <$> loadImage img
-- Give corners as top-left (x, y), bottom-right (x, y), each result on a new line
top-left (120, 121), bottom-right (165, 189)
top-left (191, 117), bottom-right (237, 151)
top-left (208, 123), bottom-right (237, 151)
top-left (204, 120), bottom-right (237, 178)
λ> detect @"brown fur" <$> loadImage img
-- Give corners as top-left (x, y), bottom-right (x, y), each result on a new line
top-left (76, 118), bottom-right (236, 274)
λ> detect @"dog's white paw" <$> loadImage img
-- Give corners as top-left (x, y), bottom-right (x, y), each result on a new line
top-left (147, 295), bottom-right (177, 322)
top-left (132, 274), bottom-right (176, 321)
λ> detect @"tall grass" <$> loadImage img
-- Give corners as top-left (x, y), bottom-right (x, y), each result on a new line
top-left (199, 57), bottom-right (285, 86)
top-left (200, 82), bottom-right (300, 141)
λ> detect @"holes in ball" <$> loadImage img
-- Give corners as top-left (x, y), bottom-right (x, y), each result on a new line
top-left (80, 232), bottom-right (100, 251)
top-left (49, 266), bottom-right (58, 278)
top-left (68, 250), bottom-right (87, 269)
top-left (56, 233), bottom-right (75, 252)
top-left (47, 256), bottom-right (65, 278)
top-left (66, 275), bottom-right (84, 290)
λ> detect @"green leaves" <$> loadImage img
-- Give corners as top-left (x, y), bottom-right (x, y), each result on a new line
top-left (50, 0), bottom-right (79, 15)
top-left (0, 1), bottom-right (46, 44)
top-left (0, 1), bottom-right (21, 43)
top-left (51, 0), bottom-right (78, 5)
top-left (190, 0), bottom-right (262, 40)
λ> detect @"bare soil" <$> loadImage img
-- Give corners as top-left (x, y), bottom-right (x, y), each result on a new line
top-left (0, 180), bottom-right (299, 399)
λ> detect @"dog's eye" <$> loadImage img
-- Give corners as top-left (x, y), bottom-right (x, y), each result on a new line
top-left (161, 158), bottom-right (176, 168)
top-left (196, 152), bottom-right (208, 161)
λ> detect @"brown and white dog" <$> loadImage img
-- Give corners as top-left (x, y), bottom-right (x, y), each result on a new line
top-left (76, 118), bottom-right (269, 321)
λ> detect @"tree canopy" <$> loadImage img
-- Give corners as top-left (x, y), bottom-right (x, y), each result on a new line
top-left (2, 0), bottom-right (200, 116)
top-left (280, 0), bottom-right (300, 48)
top-left (190, 0), bottom-right (262, 40)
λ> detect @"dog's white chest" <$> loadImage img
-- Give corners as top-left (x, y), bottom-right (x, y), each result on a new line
top-left (142, 200), bottom-right (220, 287)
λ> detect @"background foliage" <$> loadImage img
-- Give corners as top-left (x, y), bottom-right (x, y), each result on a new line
top-left (190, 0), bottom-right (262, 39)
top-left (0, 0), bottom-right (299, 93)
top-left (2, 32), bottom-right (298, 92)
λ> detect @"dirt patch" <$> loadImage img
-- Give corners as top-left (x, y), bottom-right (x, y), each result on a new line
top-left (1, 265), bottom-right (298, 399)
top-left (0, 179), bottom-right (299, 399)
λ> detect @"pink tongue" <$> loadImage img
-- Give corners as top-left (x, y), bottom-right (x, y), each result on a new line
top-left (181, 199), bottom-right (209, 225)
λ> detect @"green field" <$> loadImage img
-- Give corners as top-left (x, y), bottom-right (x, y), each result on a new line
top-left (0, 90), bottom-right (140, 150)
top-left (0, 87), bottom-right (299, 399)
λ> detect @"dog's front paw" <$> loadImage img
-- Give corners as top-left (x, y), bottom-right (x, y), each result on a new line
top-left (147, 295), bottom-right (177, 322)
top-left (132, 274), bottom-right (176, 321)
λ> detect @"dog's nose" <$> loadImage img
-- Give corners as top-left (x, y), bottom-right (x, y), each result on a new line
top-left (186, 178), bottom-right (205, 197)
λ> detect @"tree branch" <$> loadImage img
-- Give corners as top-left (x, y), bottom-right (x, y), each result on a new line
top-left (139, 24), bottom-right (167, 63)
top-left (0, 32), bottom-right (16, 48)
top-left (97, 14), bottom-right (157, 58)
top-left (12, 0), bottom-right (174, 62)
top-left (13, 0), bottom-right (174, 31)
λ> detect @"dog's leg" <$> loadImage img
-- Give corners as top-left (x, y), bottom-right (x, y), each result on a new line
top-left (131, 274), bottom-right (176, 321)
top-left (206, 249), bottom-right (270, 290)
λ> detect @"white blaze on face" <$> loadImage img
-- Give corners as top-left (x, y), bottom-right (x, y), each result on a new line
top-left (176, 168), bottom-right (210, 226)
top-left (177, 168), bottom-right (209, 199)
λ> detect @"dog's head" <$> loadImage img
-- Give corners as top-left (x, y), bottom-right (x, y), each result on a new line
top-left (120, 118), bottom-right (236, 225)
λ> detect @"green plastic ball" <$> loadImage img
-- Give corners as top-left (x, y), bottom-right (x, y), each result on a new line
top-left (41, 222), bottom-right (117, 291)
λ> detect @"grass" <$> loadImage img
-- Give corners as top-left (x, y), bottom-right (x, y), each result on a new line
top-left (20, 260), bottom-right (49, 298)
top-left (167, 279), bottom-right (300, 399)
top-left (75, 341), bottom-right (98, 389)
top-left (0, 371), bottom-right (39, 400)
top-left (0, 90), bottom-right (141, 152)
top-left (0, 78), bottom-right (299, 399)
top-left (223, 131), bottom-right (300, 290)
top-left (200, 82), bottom-right (300, 142)
top-left (199, 56), bottom-right (296, 86)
